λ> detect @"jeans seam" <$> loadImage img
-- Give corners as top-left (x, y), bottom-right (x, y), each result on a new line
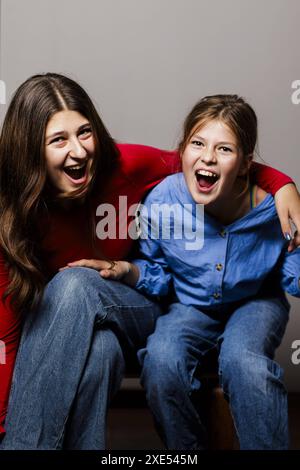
top-left (103, 303), bottom-right (155, 310)
top-left (102, 303), bottom-right (157, 325)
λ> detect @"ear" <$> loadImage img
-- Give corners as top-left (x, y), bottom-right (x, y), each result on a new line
top-left (238, 153), bottom-right (253, 176)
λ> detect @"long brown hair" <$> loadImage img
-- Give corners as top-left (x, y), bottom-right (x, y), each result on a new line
top-left (0, 73), bottom-right (119, 313)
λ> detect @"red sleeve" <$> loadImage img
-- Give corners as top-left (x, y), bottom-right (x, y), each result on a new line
top-left (116, 143), bottom-right (181, 193)
top-left (0, 250), bottom-right (22, 438)
top-left (250, 162), bottom-right (294, 195)
top-left (117, 145), bottom-right (294, 196)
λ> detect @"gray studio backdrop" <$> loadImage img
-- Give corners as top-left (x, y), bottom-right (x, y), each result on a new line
top-left (0, 0), bottom-right (299, 391)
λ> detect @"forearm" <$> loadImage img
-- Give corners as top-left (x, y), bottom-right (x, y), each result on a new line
top-left (249, 163), bottom-right (300, 247)
top-left (250, 161), bottom-right (294, 195)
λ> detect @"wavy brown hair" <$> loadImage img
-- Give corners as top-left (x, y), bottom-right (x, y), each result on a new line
top-left (0, 73), bottom-right (119, 313)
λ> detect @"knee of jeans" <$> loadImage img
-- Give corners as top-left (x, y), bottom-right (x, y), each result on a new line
top-left (46, 266), bottom-right (104, 305)
top-left (219, 348), bottom-right (284, 394)
top-left (140, 335), bottom-right (189, 389)
top-left (49, 267), bottom-right (103, 294)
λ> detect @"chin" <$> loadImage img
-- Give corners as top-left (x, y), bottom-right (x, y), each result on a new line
top-left (188, 191), bottom-right (205, 205)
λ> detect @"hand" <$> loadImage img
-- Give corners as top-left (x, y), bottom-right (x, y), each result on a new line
top-left (59, 259), bottom-right (131, 280)
top-left (274, 183), bottom-right (300, 252)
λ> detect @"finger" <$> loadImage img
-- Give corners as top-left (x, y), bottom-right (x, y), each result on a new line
top-left (68, 259), bottom-right (109, 270)
top-left (290, 213), bottom-right (300, 236)
top-left (99, 269), bottom-right (117, 279)
top-left (288, 231), bottom-right (300, 252)
top-left (277, 210), bottom-right (293, 241)
top-left (67, 259), bottom-right (89, 267)
top-left (58, 266), bottom-right (70, 271)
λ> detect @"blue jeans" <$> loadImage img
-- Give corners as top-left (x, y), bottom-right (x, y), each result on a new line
top-left (138, 297), bottom-right (290, 450)
top-left (0, 267), bottom-right (162, 450)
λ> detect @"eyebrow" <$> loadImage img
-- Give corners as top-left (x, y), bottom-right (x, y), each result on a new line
top-left (192, 134), bottom-right (237, 147)
top-left (46, 122), bottom-right (91, 140)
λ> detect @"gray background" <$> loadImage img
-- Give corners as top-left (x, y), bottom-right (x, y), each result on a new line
top-left (0, 0), bottom-right (299, 390)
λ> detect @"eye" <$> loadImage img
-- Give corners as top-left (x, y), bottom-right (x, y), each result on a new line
top-left (50, 136), bottom-right (65, 144)
top-left (191, 140), bottom-right (203, 147)
top-left (219, 146), bottom-right (232, 153)
top-left (79, 127), bottom-right (92, 138)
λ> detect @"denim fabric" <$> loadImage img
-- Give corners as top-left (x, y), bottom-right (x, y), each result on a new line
top-left (0, 267), bottom-right (162, 450)
top-left (138, 297), bottom-right (290, 450)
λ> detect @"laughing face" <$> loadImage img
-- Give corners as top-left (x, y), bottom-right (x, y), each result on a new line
top-left (182, 119), bottom-right (250, 218)
top-left (45, 110), bottom-right (95, 196)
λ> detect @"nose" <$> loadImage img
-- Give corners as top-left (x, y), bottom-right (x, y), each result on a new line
top-left (200, 147), bottom-right (216, 164)
top-left (68, 138), bottom-right (87, 160)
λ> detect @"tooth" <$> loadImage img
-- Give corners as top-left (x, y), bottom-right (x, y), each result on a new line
top-left (65, 164), bottom-right (85, 170)
top-left (196, 170), bottom-right (217, 177)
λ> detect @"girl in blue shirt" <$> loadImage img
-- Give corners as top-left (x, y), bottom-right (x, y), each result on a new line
top-left (71, 95), bottom-right (300, 449)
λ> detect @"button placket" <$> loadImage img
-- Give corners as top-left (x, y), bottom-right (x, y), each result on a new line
top-left (212, 228), bottom-right (228, 301)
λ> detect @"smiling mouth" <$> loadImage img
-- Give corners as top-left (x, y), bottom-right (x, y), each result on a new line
top-left (195, 169), bottom-right (219, 189)
top-left (63, 162), bottom-right (88, 180)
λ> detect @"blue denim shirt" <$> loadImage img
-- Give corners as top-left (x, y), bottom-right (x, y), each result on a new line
top-left (134, 173), bottom-right (300, 308)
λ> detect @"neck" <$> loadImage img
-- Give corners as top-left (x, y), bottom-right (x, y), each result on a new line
top-left (206, 179), bottom-right (251, 225)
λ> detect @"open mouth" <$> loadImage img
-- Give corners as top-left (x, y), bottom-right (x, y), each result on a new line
top-left (195, 169), bottom-right (219, 190)
top-left (63, 162), bottom-right (88, 181)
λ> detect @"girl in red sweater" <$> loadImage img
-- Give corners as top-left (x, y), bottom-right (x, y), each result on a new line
top-left (0, 74), bottom-right (299, 449)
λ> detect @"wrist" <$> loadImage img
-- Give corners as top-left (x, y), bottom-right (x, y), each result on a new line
top-left (122, 261), bottom-right (131, 275)
top-left (123, 262), bottom-right (139, 287)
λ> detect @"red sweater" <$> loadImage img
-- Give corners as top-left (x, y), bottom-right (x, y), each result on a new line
top-left (0, 143), bottom-right (293, 436)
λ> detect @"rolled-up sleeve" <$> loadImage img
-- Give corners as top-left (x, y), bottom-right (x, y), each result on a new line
top-left (134, 257), bottom-right (172, 297)
top-left (280, 248), bottom-right (300, 297)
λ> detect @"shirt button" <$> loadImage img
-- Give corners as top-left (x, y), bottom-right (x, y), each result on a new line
top-left (219, 229), bottom-right (226, 238)
top-left (213, 292), bottom-right (221, 299)
top-left (216, 263), bottom-right (223, 271)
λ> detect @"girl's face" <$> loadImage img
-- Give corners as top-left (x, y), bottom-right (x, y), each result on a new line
top-left (182, 119), bottom-right (249, 212)
top-left (45, 110), bottom-right (95, 196)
